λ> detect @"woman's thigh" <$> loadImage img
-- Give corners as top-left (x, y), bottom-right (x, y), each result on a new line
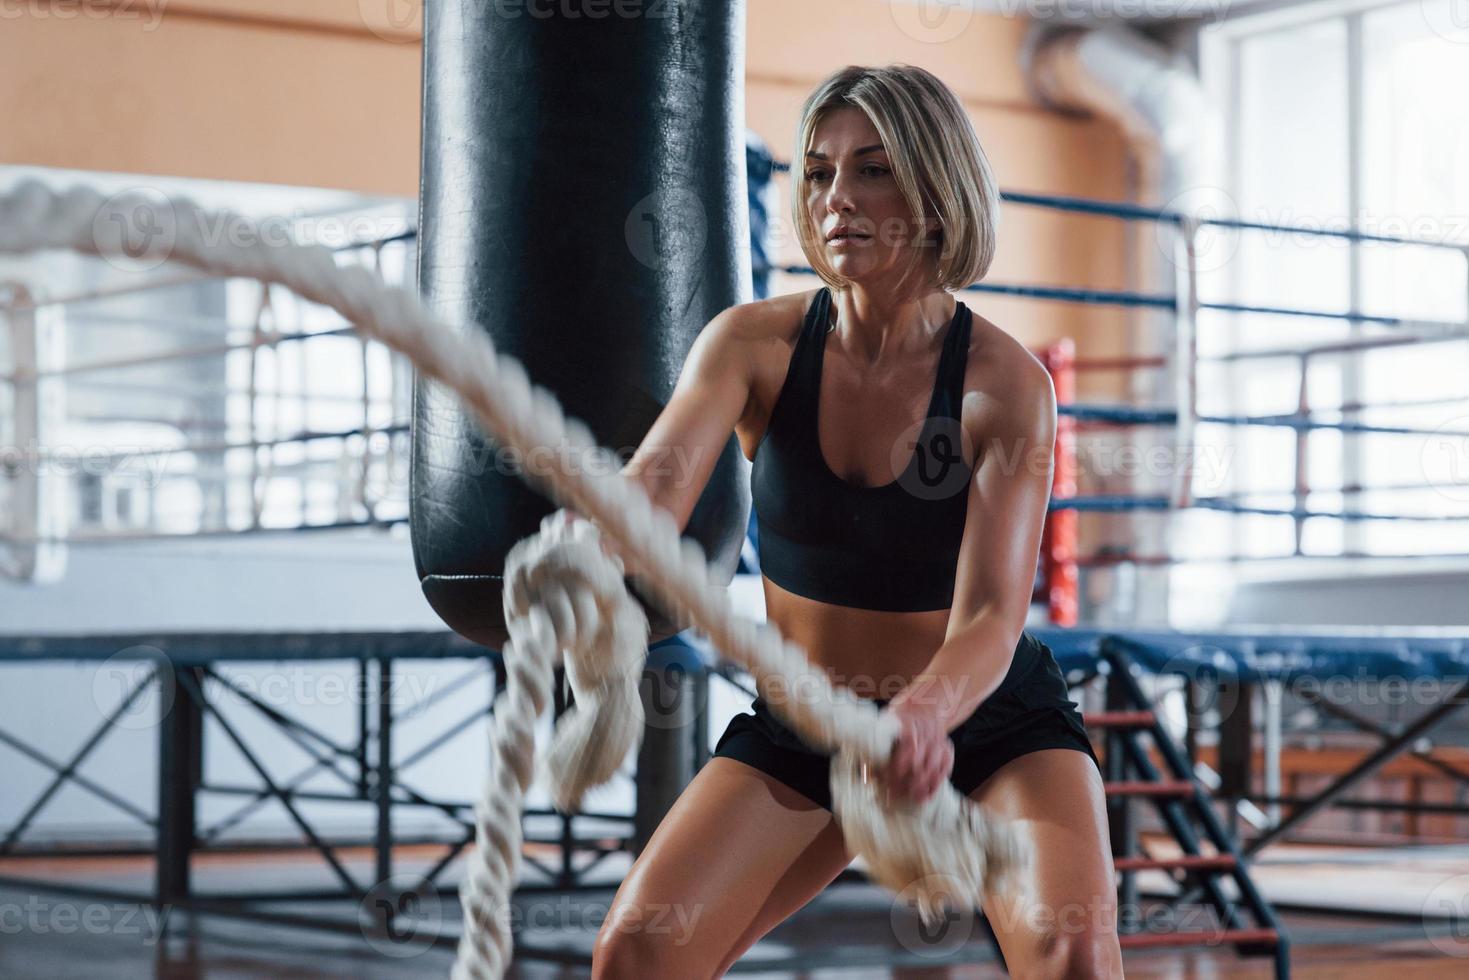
top-left (972, 748), bottom-right (1123, 980)
top-left (592, 756), bottom-right (852, 980)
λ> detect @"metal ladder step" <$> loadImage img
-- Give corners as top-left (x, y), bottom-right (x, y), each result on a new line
top-left (1114, 854), bottom-right (1238, 873)
top-left (1119, 927), bottom-right (1281, 950)
top-left (1084, 710), bottom-right (1156, 729)
top-left (1105, 779), bottom-right (1195, 799)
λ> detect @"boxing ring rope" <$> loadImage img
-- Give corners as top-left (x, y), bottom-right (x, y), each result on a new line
top-left (757, 165), bottom-right (1469, 623)
top-left (1, 228), bottom-right (414, 560)
top-left (6, 198), bottom-right (1463, 628)
top-left (4, 121), bottom-right (1468, 974)
top-left (0, 181), bottom-right (1030, 979)
top-left (3, 167), bottom-right (1467, 969)
top-left (11, 180), bottom-right (1466, 572)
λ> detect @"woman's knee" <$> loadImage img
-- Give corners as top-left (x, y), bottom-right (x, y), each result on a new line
top-left (591, 899), bottom-right (713, 980)
top-left (587, 759), bottom-right (845, 977)
top-left (591, 916), bottom-right (661, 980)
top-left (1063, 930), bottom-right (1125, 980)
top-left (1015, 926), bottom-right (1124, 980)
top-left (590, 922), bottom-right (654, 980)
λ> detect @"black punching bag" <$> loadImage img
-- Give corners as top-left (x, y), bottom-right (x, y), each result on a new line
top-left (411, 0), bottom-right (751, 649)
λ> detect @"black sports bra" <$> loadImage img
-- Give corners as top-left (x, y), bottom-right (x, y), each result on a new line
top-left (750, 287), bottom-right (977, 612)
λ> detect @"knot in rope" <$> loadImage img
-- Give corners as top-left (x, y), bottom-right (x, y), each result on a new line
top-left (502, 513), bottom-right (649, 813)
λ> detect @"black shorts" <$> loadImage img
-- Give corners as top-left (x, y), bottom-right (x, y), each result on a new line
top-left (711, 633), bottom-right (1099, 812)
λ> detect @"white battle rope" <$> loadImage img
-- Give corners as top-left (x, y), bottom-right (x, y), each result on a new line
top-left (0, 182), bottom-right (1031, 978)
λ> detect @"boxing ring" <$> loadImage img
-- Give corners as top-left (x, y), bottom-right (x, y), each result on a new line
top-left (0, 629), bottom-right (715, 967)
top-left (5, 624), bottom-right (1469, 974)
top-left (754, 176), bottom-right (1469, 616)
top-left (3, 147), bottom-right (1468, 975)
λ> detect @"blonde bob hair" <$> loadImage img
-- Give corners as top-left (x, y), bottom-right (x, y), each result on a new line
top-left (791, 64), bottom-right (999, 293)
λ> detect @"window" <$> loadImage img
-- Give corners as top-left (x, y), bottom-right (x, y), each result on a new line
top-left (1201, 0), bottom-right (1469, 560)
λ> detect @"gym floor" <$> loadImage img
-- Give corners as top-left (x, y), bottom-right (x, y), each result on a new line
top-left (0, 876), bottom-right (1455, 979)
top-left (3, 837), bottom-right (1465, 978)
top-left (5, 1), bottom-right (1469, 977)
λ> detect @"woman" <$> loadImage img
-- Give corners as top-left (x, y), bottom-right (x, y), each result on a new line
top-left (592, 65), bottom-right (1122, 979)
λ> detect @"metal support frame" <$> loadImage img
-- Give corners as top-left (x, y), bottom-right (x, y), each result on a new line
top-left (156, 666), bottom-right (203, 910)
top-left (1106, 662), bottom-right (1139, 918)
top-left (1218, 677), bottom-right (1256, 838)
top-left (0, 639), bottom-right (752, 971)
top-left (1244, 677), bottom-right (1469, 856)
top-left (1102, 641), bottom-right (1291, 979)
top-left (0, 650), bottom-right (646, 944)
top-left (9, 631), bottom-right (1469, 973)
top-left (1195, 671), bottom-right (1469, 854)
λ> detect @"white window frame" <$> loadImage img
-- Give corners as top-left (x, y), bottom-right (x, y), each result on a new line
top-left (1200, 0), bottom-right (1469, 571)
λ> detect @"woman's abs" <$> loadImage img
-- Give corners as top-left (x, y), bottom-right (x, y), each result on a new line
top-left (760, 574), bottom-right (949, 700)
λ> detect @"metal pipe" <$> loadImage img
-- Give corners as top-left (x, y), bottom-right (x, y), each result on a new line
top-left (1170, 217), bottom-right (1199, 510)
top-left (0, 325), bottom-right (356, 382)
top-left (18, 423), bottom-right (409, 463)
top-left (0, 517), bottom-right (407, 547)
top-left (1292, 356), bottom-right (1311, 555)
top-left (1, 270), bottom-right (211, 314)
top-left (1, 281), bottom-right (66, 583)
top-left (1204, 329), bottom-right (1469, 363)
top-left (0, 232), bottom-right (415, 315)
top-left (999, 189), bottom-right (1469, 252)
top-left (32, 377), bottom-right (401, 405)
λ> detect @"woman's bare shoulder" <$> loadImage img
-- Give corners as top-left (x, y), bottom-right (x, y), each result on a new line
top-left (717, 288), bottom-right (820, 343)
top-left (961, 311), bottom-right (1056, 433)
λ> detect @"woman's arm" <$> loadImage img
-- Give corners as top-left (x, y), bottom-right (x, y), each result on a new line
top-left (894, 351), bottom-right (1058, 731)
top-left (876, 349), bottom-right (1056, 803)
top-left (570, 305), bottom-right (757, 575)
top-left (622, 306), bottom-right (755, 529)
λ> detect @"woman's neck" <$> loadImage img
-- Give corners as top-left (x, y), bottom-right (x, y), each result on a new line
top-left (830, 286), bottom-right (956, 365)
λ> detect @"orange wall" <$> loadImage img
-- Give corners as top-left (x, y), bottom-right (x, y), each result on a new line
top-left (0, 0), bottom-right (424, 195)
top-left (746, 0), bottom-right (1131, 369)
top-left (0, 0), bottom-right (1130, 369)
